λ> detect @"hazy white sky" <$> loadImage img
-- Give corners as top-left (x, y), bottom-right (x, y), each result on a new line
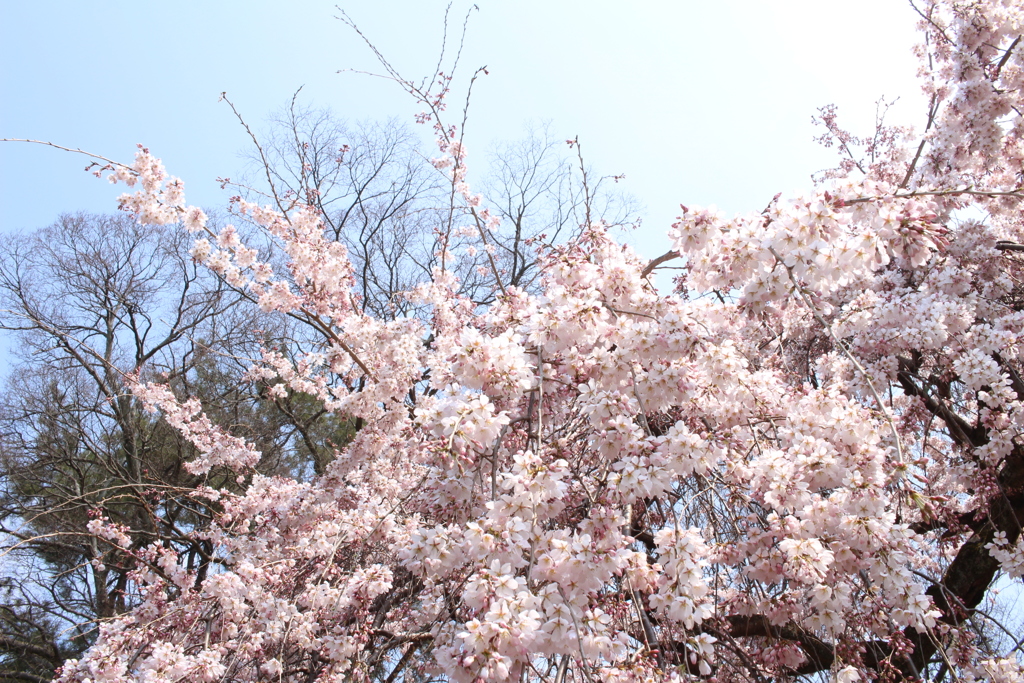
top-left (1, 0), bottom-right (926, 260)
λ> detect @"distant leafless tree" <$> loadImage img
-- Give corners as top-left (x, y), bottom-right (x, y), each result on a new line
top-left (0, 213), bottom-right (345, 681)
top-left (236, 100), bottom-right (638, 317)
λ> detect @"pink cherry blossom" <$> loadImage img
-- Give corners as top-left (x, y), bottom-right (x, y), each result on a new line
top-left (50, 2), bottom-right (1024, 681)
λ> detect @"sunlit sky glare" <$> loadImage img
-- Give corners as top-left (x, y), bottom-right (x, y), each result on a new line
top-left (1, 0), bottom-right (925, 264)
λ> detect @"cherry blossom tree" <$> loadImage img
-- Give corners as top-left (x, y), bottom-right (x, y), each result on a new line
top-left (27, 1), bottom-right (1024, 681)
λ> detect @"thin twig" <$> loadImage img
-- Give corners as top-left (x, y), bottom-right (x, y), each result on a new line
top-left (0, 138), bottom-right (133, 170)
top-left (219, 93), bottom-right (293, 220)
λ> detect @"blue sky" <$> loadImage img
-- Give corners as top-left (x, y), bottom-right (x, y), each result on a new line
top-left (1, 0), bottom-right (925, 261)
